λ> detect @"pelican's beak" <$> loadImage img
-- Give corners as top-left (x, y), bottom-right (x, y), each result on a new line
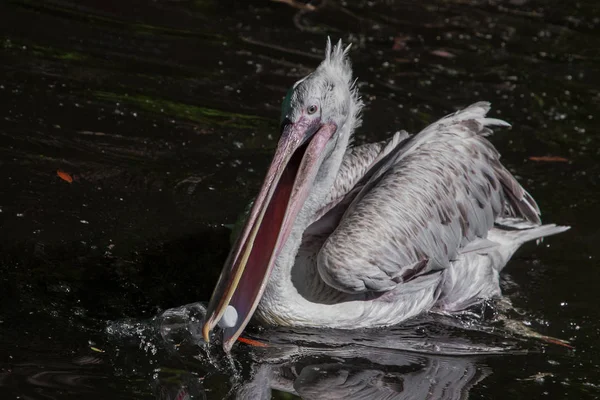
top-left (202, 117), bottom-right (337, 351)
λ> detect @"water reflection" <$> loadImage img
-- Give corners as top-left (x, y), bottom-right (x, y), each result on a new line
top-left (155, 369), bottom-right (206, 400)
top-left (152, 354), bottom-right (487, 400)
top-left (0, 347), bottom-right (488, 400)
top-left (237, 349), bottom-right (489, 400)
top-left (142, 302), bottom-right (532, 400)
top-left (0, 359), bottom-right (109, 400)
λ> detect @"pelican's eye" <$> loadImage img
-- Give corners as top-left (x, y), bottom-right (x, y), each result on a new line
top-left (307, 105), bottom-right (318, 115)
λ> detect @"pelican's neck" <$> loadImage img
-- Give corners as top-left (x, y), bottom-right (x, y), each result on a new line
top-left (294, 118), bottom-right (355, 237)
top-left (257, 118), bottom-right (362, 325)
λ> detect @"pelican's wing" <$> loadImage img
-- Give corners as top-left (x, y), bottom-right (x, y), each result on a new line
top-left (305, 131), bottom-right (411, 239)
top-left (316, 102), bottom-right (541, 294)
top-left (314, 130), bottom-right (411, 221)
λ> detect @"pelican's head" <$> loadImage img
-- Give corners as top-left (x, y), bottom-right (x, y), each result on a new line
top-left (202, 39), bottom-right (362, 351)
top-left (280, 40), bottom-right (362, 141)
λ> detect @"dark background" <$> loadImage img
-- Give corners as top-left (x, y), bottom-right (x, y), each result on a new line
top-left (0, 0), bottom-right (598, 398)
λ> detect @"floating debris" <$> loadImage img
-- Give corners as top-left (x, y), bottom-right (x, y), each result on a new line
top-left (237, 336), bottom-right (268, 348)
top-left (90, 346), bottom-right (105, 353)
top-left (57, 169), bottom-right (73, 183)
top-left (529, 156), bottom-right (569, 163)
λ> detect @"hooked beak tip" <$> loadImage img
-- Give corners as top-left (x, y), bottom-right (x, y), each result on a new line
top-left (202, 323), bottom-right (211, 343)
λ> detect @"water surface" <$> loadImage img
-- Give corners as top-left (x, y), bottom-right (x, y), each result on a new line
top-left (1, 0), bottom-right (599, 398)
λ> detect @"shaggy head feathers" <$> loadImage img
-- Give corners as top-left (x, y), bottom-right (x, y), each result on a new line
top-left (320, 38), bottom-right (354, 88)
top-left (281, 38), bottom-right (363, 134)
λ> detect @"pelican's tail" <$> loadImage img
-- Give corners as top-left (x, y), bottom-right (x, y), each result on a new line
top-left (495, 218), bottom-right (570, 245)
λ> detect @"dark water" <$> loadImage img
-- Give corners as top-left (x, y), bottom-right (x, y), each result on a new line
top-left (1, 0), bottom-right (599, 398)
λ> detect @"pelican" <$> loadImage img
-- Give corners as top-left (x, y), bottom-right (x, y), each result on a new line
top-left (202, 39), bottom-right (569, 351)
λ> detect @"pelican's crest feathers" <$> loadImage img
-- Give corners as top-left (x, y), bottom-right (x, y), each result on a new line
top-left (317, 38), bottom-right (363, 132)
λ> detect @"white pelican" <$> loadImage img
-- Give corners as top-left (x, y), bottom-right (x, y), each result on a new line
top-left (201, 39), bottom-right (569, 351)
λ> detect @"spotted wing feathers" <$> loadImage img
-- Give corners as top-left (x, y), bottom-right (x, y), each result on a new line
top-left (317, 103), bottom-right (542, 294)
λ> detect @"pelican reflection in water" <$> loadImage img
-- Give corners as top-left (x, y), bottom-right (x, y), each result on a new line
top-left (236, 349), bottom-right (489, 400)
top-left (202, 39), bottom-right (569, 351)
top-left (155, 331), bottom-right (491, 400)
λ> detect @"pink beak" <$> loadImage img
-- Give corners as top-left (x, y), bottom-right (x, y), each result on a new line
top-left (202, 117), bottom-right (337, 351)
